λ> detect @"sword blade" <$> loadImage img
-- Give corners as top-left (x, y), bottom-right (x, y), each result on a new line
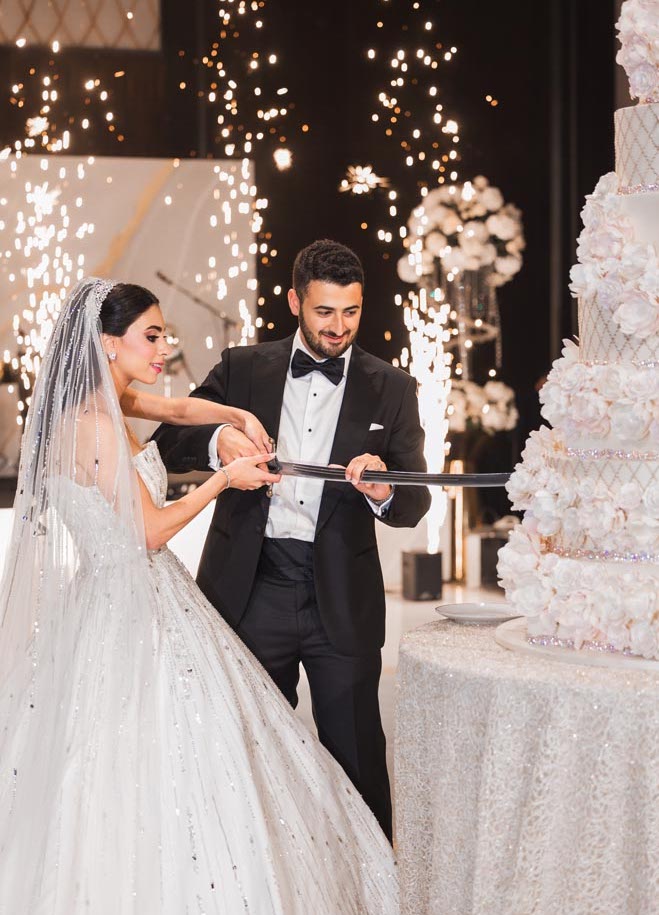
top-left (272, 460), bottom-right (510, 488)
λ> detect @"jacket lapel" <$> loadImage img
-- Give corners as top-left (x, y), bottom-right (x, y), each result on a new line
top-left (316, 346), bottom-right (383, 534)
top-left (251, 335), bottom-right (295, 443)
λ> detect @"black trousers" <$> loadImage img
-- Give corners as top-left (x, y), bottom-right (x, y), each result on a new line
top-left (236, 537), bottom-right (393, 841)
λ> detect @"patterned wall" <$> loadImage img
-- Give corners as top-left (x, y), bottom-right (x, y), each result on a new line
top-left (0, 0), bottom-right (160, 51)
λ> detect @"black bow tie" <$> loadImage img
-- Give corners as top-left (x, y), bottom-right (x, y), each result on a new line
top-left (290, 349), bottom-right (345, 386)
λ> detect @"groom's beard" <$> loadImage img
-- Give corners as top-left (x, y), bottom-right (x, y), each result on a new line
top-left (298, 309), bottom-right (357, 360)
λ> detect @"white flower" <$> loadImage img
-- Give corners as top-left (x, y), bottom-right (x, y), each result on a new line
top-left (480, 186), bottom-right (504, 211)
top-left (472, 175), bottom-right (489, 190)
top-left (618, 481), bottom-right (643, 512)
top-left (486, 213), bottom-right (519, 241)
top-left (494, 254), bottom-right (522, 277)
top-left (424, 231), bottom-right (448, 256)
top-left (629, 620), bottom-right (657, 658)
top-left (462, 220), bottom-right (489, 243)
top-left (441, 245), bottom-right (467, 272)
top-left (506, 236), bottom-right (526, 255)
top-left (592, 172), bottom-right (619, 198)
top-left (440, 211), bottom-right (462, 237)
top-left (458, 232), bottom-right (486, 258)
top-left (610, 402), bottom-right (651, 441)
top-left (642, 482), bottom-right (659, 518)
top-left (629, 367), bottom-right (659, 400)
top-left (479, 243), bottom-right (497, 266)
top-left (629, 62), bottom-right (658, 100)
top-left (397, 255), bottom-right (421, 285)
top-left (613, 289), bottom-right (658, 338)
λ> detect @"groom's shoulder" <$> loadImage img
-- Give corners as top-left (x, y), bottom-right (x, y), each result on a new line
top-left (221, 335), bottom-right (294, 365)
top-left (355, 345), bottom-right (415, 389)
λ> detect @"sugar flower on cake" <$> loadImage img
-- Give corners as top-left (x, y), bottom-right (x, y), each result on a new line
top-left (616, 0), bottom-right (659, 102)
top-left (569, 175), bottom-right (659, 341)
top-left (397, 176), bottom-right (525, 288)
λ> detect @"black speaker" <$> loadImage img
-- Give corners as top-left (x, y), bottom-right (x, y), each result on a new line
top-left (402, 551), bottom-right (443, 601)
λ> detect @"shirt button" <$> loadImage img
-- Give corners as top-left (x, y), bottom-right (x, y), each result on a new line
top-left (299, 500), bottom-right (304, 506)
top-left (308, 428), bottom-right (312, 432)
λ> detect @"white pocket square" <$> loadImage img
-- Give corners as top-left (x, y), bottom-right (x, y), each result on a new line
top-left (369, 423), bottom-right (384, 431)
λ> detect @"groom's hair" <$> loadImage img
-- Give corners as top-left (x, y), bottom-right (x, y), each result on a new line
top-left (292, 239), bottom-right (364, 302)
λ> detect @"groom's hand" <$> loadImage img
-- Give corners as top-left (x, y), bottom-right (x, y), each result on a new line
top-left (345, 453), bottom-right (392, 503)
top-left (217, 426), bottom-right (263, 464)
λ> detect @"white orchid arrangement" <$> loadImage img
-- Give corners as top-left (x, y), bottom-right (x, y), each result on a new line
top-left (616, 0), bottom-right (659, 102)
top-left (397, 176), bottom-right (525, 288)
top-left (447, 379), bottom-right (518, 436)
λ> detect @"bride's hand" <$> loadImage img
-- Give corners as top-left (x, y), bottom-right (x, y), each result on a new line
top-left (222, 452), bottom-right (281, 491)
top-left (238, 411), bottom-right (273, 454)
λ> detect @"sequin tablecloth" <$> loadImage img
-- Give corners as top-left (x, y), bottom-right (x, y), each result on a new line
top-left (395, 620), bottom-right (659, 915)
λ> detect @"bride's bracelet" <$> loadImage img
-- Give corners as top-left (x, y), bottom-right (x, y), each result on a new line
top-left (217, 466), bottom-right (232, 490)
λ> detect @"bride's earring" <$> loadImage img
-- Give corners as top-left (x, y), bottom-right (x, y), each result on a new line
top-left (108, 352), bottom-right (117, 362)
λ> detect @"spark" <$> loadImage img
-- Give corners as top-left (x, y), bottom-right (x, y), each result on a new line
top-left (339, 164), bottom-right (389, 195)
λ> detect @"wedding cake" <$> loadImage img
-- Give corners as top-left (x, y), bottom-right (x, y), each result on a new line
top-left (497, 0), bottom-right (659, 659)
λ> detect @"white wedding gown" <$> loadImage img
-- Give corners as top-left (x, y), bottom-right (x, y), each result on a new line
top-left (0, 440), bottom-right (397, 914)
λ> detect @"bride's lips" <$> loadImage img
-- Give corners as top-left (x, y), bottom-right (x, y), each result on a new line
top-left (150, 363), bottom-right (163, 374)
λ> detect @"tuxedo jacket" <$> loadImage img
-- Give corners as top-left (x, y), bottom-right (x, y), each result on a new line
top-left (153, 334), bottom-right (431, 656)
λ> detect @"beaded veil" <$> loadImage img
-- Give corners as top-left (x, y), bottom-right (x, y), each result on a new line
top-left (0, 278), bottom-right (162, 905)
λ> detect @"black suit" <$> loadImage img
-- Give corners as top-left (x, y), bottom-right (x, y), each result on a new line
top-left (153, 334), bottom-right (431, 837)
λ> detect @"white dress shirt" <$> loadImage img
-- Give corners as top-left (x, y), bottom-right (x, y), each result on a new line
top-left (208, 331), bottom-right (393, 541)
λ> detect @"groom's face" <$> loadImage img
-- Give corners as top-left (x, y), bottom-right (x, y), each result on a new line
top-left (288, 280), bottom-right (363, 360)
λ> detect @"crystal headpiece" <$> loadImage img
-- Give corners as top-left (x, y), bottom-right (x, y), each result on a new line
top-left (86, 278), bottom-right (115, 320)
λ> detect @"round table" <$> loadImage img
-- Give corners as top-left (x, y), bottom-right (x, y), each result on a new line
top-left (395, 620), bottom-right (659, 915)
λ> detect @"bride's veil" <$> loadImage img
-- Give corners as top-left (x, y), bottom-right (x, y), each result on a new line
top-left (0, 278), bottom-right (161, 908)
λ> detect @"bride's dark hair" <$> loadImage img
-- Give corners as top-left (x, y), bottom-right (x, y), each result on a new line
top-left (100, 283), bottom-right (159, 336)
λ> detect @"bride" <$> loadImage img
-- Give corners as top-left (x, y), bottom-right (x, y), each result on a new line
top-left (0, 278), bottom-right (398, 914)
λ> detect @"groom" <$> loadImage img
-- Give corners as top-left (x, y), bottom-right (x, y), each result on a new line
top-left (154, 239), bottom-right (430, 839)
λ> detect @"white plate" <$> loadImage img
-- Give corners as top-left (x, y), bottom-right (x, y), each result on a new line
top-left (435, 601), bottom-right (519, 624)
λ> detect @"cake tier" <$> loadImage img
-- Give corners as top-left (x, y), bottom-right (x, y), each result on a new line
top-left (615, 102), bottom-right (659, 190)
top-left (578, 292), bottom-right (659, 372)
top-left (498, 522), bottom-right (659, 658)
top-left (540, 340), bottom-right (659, 451)
top-left (570, 173), bottom-right (659, 361)
top-left (506, 425), bottom-right (659, 560)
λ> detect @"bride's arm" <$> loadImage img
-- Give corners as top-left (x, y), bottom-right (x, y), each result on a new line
top-left (121, 388), bottom-right (271, 452)
top-left (138, 452), bottom-right (280, 550)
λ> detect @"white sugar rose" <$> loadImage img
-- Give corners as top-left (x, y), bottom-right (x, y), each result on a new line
top-left (629, 62), bottom-right (658, 100)
top-left (610, 402), bottom-right (651, 441)
top-left (570, 392), bottom-right (610, 437)
top-left (642, 482), bottom-right (659, 518)
top-left (627, 367), bottom-right (659, 400)
top-left (618, 481), bottom-right (643, 512)
top-left (597, 364), bottom-right (626, 400)
top-left (560, 362), bottom-right (590, 393)
top-left (569, 262), bottom-right (599, 299)
top-left (592, 172), bottom-right (619, 198)
top-left (552, 558), bottom-right (583, 596)
top-left (596, 276), bottom-right (625, 312)
top-left (629, 620), bottom-right (657, 659)
top-left (613, 290), bottom-right (657, 338)
top-left (627, 585), bottom-right (657, 622)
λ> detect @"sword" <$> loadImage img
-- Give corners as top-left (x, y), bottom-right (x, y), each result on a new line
top-left (266, 457), bottom-right (510, 488)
